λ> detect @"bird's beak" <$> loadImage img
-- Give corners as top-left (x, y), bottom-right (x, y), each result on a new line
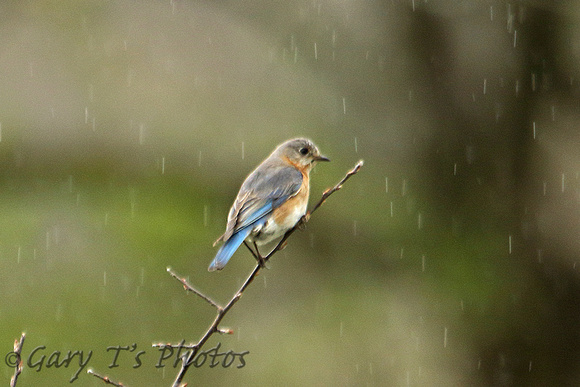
top-left (314, 154), bottom-right (330, 162)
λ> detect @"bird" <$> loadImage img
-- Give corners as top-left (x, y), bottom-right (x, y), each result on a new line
top-left (208, 138), bottom-right (330, 271)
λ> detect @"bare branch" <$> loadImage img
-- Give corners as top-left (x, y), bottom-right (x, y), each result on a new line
top-left (10, 332), bottom-right (25, 387)
top-left (310, 159), bottom-right (364, 215)
top-left (166, 266), bottom-right (221, 310)
top-left (87, 369), bottom-right (125, 387)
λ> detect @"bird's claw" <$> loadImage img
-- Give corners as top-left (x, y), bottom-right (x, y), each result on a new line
top-left (297, 213), bottom-right (310, 230)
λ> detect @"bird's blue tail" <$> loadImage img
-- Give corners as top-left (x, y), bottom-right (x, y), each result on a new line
top-left (208, 227), bottom-right (253, 271)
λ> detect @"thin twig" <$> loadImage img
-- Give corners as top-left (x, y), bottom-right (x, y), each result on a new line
top-left (166, 160), bottom-right (363, 386)
top-left (87, 369), bottom-right (125, 386)
top-left (166, 267), bottom-right (221, 309)
top-left (309, 159), bottom-right (364, 215)
top-left (10, 332), bottom-right (25, 387)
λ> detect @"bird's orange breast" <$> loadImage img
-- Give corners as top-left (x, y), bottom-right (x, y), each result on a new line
top-left (272, 170), bottom-right (309, 227)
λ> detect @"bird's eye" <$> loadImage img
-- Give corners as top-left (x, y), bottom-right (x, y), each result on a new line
top-left (299, 147), bottom-right (309, 155)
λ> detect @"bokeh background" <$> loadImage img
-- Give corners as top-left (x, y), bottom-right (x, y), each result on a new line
top-left (1, 0), bottom-right (580, 385)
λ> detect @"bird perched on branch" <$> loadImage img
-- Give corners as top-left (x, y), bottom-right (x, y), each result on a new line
top-left (209, 138), bottom-right (330, 271)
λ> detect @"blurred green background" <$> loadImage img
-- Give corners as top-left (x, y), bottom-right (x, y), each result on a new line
top-left (1, 1), bottom-right (580, 385)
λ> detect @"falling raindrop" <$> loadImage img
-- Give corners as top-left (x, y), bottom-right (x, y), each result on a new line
top-left (139, 123), bottom-right (145, 145)
top-left (17, 246), bottom-right (21, 263)
top-left (531, 73), bottom-right (536, 91)
top-left (339, 321), bottom-right (344, 337)
top-left (528, 361), bottom-right (532, 372)
top-left (400, 247), bottom-right (404, 259)
top-left (551, 105), bottom-right (556, 121)
top-left (417, 212), bottom-right (423, 229)
top-left (513, 30), bottom-right (517, 48)
top-left (140, 267), bottom-right (145, 286)
top-left (490, 5), bottom-right (494, 21)
top-left (103, 271), bottom-right (107, 286)
top-left (454, 163), bottom-right (457, 176)
top-left (354, 137), bottom-right (358, 153)
top-left (390, 201), bottom-right (394, 217)
top-left (241, 141), bottom-right (245, 160)
top-left (402, 179), bottom-right (408, 196)
top-left (85, 107), bottom-right (89, 124)
top-left (443, 327), bottom-right (448, 348)
top-left (515, 80), bottom-right (520, 97)
top-left (129, 188), bottom-right (136, 218)
top-left (203, 205), bottom-right (208, 227)
top-left (532, 121), bottom-right (536, 139)
top-left (353, 220), bottom-right (357, 236)
top-left (542, 181), bottom-right (547, 196)
top-left (198, 150), bottom-right (202, 166)
top-left (537, 249), bottom-right (543, 263)
top-left (508, 235), bottom-right (512, 254)
top-left (421, 255), bottom-right (426, 271)
top-left (342, 97), bottom-right (346, 114)
top-left (161, 157), bottom-right (166, 174)
top-left (55, 304), bottom-right (63, 322)
top-left (483, 78), bottom-right (487, 94)
top-left (561, 173), bottom-right (565, 192)
top-left (507, 4), bottom-right (514, 32)
top-left (314, 42), bottom-right (318, 60)
top-left (385, 177), bottom-right (389, 193)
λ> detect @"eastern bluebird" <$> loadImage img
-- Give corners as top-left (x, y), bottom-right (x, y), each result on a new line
top-left (208, 138), bottom-right (330, 271)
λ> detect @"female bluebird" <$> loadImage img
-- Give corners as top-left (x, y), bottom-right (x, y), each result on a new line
top-left (208, 138), bottom-right (330, 271)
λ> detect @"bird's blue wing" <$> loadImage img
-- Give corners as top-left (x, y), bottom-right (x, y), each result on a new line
top-left (208, 221), bottom-right (253, 271)
top-left (225, 165), bottom-right (303, 239)
top-left (210, 165), bottom-right (303, 271)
